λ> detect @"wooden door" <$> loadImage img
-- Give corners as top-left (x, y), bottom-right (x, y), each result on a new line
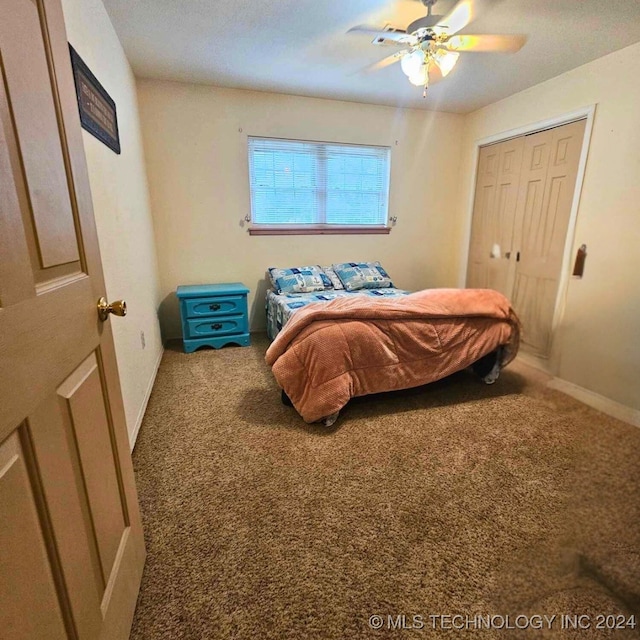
top-left (0, 1), bottom-right (145, 639)
top-left (511, 119), bottom-right (586, 357)
top-left (466, 136), bottom-right (524, 296)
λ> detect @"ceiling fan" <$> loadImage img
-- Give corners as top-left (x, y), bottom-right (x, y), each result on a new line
top-left (348, 0), bottom-right (527, 96)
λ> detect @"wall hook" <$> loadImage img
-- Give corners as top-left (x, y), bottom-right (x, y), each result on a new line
top-left (572, 244), bottom-right (587, 278)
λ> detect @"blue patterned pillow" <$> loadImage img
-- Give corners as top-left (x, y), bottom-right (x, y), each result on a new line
top-left (268, 265), bottom-right (332, 294)
top-left (332, 262), bottom-right (394, 291)
top-left (322, 265), bottom-right (345, 290)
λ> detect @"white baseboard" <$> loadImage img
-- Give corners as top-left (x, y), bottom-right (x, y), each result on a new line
top-left (129, 345), bottom-right (164, 451)
top-left (516, 351), bottom-right (554, 375)
top-left (547, 377), bottom-right (640, 428)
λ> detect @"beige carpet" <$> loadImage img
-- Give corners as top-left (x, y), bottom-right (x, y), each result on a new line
top-left (131, 335), bottom-right (640, 639)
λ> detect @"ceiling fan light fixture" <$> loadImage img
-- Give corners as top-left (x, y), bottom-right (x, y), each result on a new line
top-left (433, 50), bottom-right (459, 77)
top-left (400, 48), bottom-right (425, 78)
top-left (408, 65), bottom-right (430, 87)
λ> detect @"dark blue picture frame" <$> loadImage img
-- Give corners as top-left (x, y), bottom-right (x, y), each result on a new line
top-left (68, 44), bottom-right (121, 154)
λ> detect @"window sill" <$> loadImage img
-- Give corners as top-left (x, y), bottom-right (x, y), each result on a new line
top-left (248, 225), bottom-right (391, 236)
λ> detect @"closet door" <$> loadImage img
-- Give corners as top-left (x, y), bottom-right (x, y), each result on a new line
top-left (511, 119), bottom-right (586, 357)
top-left (466, 137), bottom-right (524, 296)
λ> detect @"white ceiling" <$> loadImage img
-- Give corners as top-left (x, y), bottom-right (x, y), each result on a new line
top-left (102, 0), bottom-right (640, 114)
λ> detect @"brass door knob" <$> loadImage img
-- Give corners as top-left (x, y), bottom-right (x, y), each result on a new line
top-left (97, 297), bottom-right (127, 322)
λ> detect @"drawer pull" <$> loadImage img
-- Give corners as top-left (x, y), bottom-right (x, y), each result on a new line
top-left (209, 303), bottom-right (221, 311)
top-left (211, 323), bottom-right (223, 330)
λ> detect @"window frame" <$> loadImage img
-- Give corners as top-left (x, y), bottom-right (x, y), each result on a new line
top-left (247, 136), bottom-right (392, 236)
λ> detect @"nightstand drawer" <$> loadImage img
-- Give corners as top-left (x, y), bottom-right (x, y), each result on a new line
top-left (184, 295), bottom-right (246, 319)
top-left (186, 315), bottom-right (248, 338)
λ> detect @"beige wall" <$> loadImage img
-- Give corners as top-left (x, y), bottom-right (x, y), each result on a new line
top-left (61, 0), bottom-right (163, 445)
top-left (136, 80), bottom-right (464, 337)
top-left (456, 42), bottom-right (640, 411)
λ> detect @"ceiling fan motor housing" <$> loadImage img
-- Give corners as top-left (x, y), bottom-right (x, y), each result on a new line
top-left (407, 15), bottom-right (444, 35)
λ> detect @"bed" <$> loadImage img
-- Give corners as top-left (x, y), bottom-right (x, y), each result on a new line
top-left (264, 264), bottom-right (520, 426)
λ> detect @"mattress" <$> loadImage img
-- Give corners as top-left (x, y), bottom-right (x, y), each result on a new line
top-left (266, 287), bottom-right (410, 340)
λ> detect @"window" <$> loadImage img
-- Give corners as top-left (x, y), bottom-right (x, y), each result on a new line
top-left (247, 137), bottom-right (391, 235)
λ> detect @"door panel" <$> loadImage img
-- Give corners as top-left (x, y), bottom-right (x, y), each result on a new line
top-left (1, 0), bottom-right (80, 269)
top-left (0, 59), bottom-right (37, 305)
top-left (511, 273), bottom-right (557, 358)
top-left (0, 429), bottom-right (69, 640)
top-left (466, 137), bottom-right (524, 295)
top-left (57, 353), bottom-right (128, 589)
top-left (467, 147), bottom-right (498, 289)
top-left (512, 120), bottom-right (586, 357)
top-left (0, 1), bottom-right (145, 638)
top-left (29, 396), bottom-right (104, 640)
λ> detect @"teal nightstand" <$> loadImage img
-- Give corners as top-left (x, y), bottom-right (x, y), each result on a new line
top-left (176, 283), bottom-right (251, 353)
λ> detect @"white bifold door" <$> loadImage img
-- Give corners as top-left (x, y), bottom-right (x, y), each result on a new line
top-left (466, 119), bottom-right (586, 358)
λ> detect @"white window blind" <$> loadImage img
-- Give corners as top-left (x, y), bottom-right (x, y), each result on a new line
top-left (248, 137), bottom-right (390, 227)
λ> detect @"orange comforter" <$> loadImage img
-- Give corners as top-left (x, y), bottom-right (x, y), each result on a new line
top-left (265, 288), bottom-right (520, 423)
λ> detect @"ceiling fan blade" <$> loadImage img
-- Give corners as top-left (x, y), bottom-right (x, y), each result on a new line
top-left (348, 24), bottom-right (417, 46)
top-left (364, 51), bottom-right (406, 73)
top-left (442, 34), bottom-right (527, 53)
top-left (432, 0), bottom-right (493, 36)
